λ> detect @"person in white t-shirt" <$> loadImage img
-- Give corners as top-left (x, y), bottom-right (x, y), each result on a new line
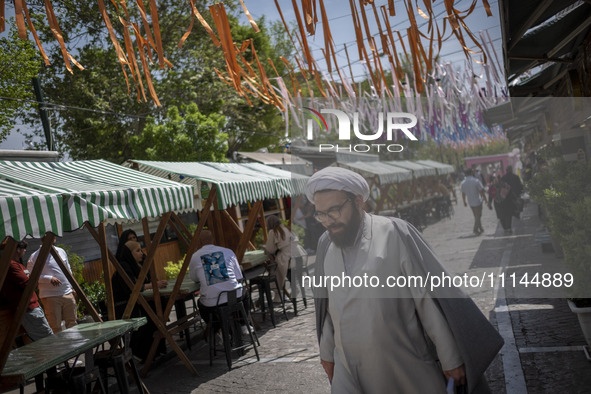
top-left (460, 168), bottom-right (488, 235)
top-left (189, 230), bottom-right (248, 335)
top-left (27, 238), bottom-right (77, 333)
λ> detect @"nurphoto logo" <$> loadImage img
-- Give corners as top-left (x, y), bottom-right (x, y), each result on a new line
top-left (303, 107), bottom-right (417, 153)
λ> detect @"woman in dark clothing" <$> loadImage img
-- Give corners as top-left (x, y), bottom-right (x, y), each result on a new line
top-left (115, 229), bottom-right (138, 263)
top-left (487, 174), bottom-right (501, 219)
top-left (498, 166), bottom-right (524, 234)
top-left (111, 240), bottom-right (167, 360)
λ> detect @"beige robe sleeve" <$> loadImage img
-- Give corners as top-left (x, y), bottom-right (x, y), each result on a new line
top-left (413, 294), bottom-right (464, 370)
top-left (319, 310), bottom-right (335, 362)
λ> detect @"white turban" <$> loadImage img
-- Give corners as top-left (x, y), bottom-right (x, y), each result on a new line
top-left (306, 167), bottom-right (370, 204)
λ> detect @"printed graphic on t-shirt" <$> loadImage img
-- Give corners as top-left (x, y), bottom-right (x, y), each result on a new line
top-left (201, 251), bottom-right (230, 285)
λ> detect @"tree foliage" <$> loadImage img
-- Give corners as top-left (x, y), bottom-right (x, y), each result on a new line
top-left (130, 103), bottom-right (227, 162)
top-left (0, 25), bottom-right (40, 142)
top-left (22, 0), bottom-right (292, 161)
top-left (527, 158), bottom-right (591, 299)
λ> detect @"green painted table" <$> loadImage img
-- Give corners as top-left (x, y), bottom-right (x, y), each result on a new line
top-left (241, 250), bottom-right (269, 280)
top-left (141, 277), bottom-right (200, 298)
top-left (241, 250), bottom-right (269, 270)
top-left (0, 318), bottom-right (146, 389)
top-left (139, 277), bottom-right (201, 376)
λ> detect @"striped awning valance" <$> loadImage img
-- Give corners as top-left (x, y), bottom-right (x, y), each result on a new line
top-left (127, 160), bottom-right (310, 210)
top-left (0, 160), bottom-right (194, 234)
top-left (336, 161), bottom-right (413, 185)
top-left (0, 179), bottom-right (63, 240)
top-left (416, 160), bottom-right (455, 175)
top-left (383, 160), bottom-right (438, 178)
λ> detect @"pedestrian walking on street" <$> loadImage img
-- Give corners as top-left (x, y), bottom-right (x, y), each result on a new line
top-left (497, 165), bottom-right (524, 234)
top-left (487, 174), bottom-right (501, 217)
top-left (307, 167), bottom-right (503, 393)
top-left (461, 168), bottom-right (487, 235)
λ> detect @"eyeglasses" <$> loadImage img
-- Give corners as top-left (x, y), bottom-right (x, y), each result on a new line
top-left (313, 199), bottom-right (352, 222)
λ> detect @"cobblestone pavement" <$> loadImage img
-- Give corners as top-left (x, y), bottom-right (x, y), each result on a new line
top-left (421, 195), bottom-right (591, 393)
top-left (8, 190), bottom-right (591, 393)
top-left (142, 306), bottom-right (330, 394)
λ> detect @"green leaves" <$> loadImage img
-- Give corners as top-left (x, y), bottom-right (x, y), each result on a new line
top-left (0, 25), bottom-right (41, 141)
top-left (528, 158), bottom-right (591, 296)
top-left (130, 102), bottom-right (228, 162)
top-left (19, 1), bottom-right (291, 161)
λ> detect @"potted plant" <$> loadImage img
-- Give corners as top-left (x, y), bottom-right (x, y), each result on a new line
top-left (528, 155), bottom-right (591, 349)
top-left (58, 245), bottom-right (100, 322)
top-left (164, 258), bottom-right (186, 280)
top-left (567, 298), bottom-right (591, 356)
top-left (79, 280), bottom-right (107, 321)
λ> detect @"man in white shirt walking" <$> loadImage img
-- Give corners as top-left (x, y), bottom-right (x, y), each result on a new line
top-left (27, 239), bottom-right (77, 333)
top-left (460, 168), bottom-right (488, 235)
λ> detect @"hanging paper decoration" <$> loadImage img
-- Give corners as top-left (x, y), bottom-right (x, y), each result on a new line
top-left (3, 0), bottom-right (502, 130)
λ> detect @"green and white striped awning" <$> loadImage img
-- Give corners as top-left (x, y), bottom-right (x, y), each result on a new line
top-left (127, 160), bottom-right (310, 210)
top-left (0, 160), bottom-right (194, 235)
top-left (0, 179), bottom-right (63, 240)
top-left (383, 160), bottom-right (438, 178)
top-left (336, 161), bottom-right (413, 185)
top-left (416, 160), bottom-right (455, 175)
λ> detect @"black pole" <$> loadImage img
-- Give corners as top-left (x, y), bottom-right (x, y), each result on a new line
top-left (32, 77), bottom-right (53, 151)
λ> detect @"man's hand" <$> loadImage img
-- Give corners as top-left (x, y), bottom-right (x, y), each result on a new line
top-left (50, 276), bottom-right (62, 286)
top-left (444, 364), bottom-right (466, 386)
top-left (320, 359), bottom-right (334, 383)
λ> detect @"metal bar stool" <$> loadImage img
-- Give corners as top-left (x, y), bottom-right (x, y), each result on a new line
top-left (208, 288), bottom-right (260, 370)
top-left (249, 262), bottom-right (288, 327)
top-left (95, 329), bottom-right (145, 394)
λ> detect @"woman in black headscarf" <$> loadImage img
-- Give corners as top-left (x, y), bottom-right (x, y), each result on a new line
top-left (115, 229), bottom-right (138, 263)
top-left (111, 240), bottom-right (167, 360)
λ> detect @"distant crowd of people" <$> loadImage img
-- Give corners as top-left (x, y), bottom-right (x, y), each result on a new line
top-left (461, 165), bottom-right (524, 235)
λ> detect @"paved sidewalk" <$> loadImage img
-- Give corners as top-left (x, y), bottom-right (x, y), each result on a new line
top-left (142, 304), bottom-right (329, 393)
top-left (422, 197), bottom-right (591, 393)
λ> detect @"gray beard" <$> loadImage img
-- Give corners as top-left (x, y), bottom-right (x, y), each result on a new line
top-left (329, 209), bottom-right (362, 248)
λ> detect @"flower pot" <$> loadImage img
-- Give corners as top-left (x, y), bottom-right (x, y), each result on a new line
top-left (567, 300), bottom-right (591, 349)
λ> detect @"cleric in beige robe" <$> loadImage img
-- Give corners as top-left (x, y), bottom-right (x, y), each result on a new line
top-left (306, 167), bottom-right (503, 393)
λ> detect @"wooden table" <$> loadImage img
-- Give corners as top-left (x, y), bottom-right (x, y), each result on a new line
top-left (241, 250), bottom-right (269, 280)
top-left (139, 278), bottom-right (201, 376)
top-left (0, 318), bottom-right (146, 390)
top-left (142, 277), bottom-right (200, 298)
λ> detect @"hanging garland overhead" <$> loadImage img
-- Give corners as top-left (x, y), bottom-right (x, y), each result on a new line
top-left (3, 0), bottom-right (503, 146)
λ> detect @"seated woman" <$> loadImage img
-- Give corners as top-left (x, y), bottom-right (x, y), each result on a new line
top-left (115, 229), bottom-right (138, 263)
top-left (264, 216), bottom-right (304, 301)
top-left (111, 240), bottom-right (167, 360)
